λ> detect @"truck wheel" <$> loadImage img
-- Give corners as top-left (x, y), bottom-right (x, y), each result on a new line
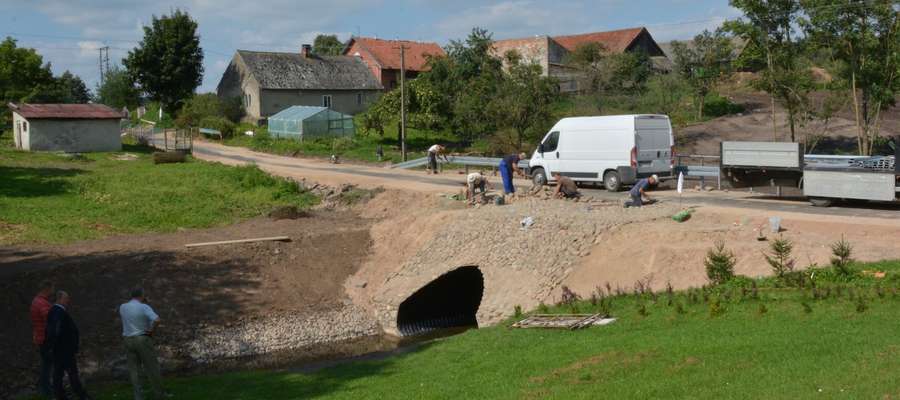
top-left (531, 168), bottom-right (547, 186)
top-left (603, 171), bottom-right (622, 192)
top-left (809, 197), bottom-right (833, 207)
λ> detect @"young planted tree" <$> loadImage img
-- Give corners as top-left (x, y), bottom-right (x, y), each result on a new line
top-left (830, 235), bottom-right (854, 276)
top-left (765, 236), bottom-right (796, 279)
top-left (313, 34), bottom-right (344, 56)
top-left (727, 0), bottom-right (812, 142)
top-left (124, 9), bottom-right (203, 113)
top-left (801, 0), bottom-right (900, 155)
top-left (671, 29), bottom-right (735, 119)
top-left (704, 241), bottom-right (737, 285)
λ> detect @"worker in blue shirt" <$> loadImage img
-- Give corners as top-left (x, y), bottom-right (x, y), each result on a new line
top-left (499, 152), bottom-right (527, 197)
top-left (625, 174), bottom-right (658, 208)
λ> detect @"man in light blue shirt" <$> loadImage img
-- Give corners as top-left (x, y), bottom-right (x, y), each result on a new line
top-left (119, 288), bottom-right (168, 400)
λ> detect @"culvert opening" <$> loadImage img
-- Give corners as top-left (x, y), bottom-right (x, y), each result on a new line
top-left (396, 266), bottom-right (484, 336)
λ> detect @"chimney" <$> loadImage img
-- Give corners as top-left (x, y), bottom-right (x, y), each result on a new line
top-left (301, 44), bottom-right (312, 58)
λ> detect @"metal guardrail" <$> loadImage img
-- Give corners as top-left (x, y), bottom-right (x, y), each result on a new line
top-left (391, 155), bottom-right (530, 170)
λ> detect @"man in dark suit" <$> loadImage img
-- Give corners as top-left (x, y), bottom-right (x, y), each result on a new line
top-left (45, 291), bottom-right (92, 400)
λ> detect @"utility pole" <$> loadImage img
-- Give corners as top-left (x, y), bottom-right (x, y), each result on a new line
top-left (98, 46), bottom-right (110, 85)
top-left (394, 43), bottom-right (409, 161)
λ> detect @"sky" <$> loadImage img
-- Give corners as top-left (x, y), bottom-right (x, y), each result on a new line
top-left (0, 0), bottom-right (742, 93)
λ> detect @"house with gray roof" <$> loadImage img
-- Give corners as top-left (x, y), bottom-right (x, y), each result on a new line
top-left (216, 45), bottom-right (383, 124)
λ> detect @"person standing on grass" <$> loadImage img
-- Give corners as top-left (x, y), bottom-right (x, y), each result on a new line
top-left (119, 288), bottom-right (169, 400)
top-left (426, 144), bottom-right (448, 174)
top-left (499, 152), bottom-right (527, 197)
top-left (31, 280), bottom-right (55, 397)
top-left (45, 291), bottom-right (92, 400)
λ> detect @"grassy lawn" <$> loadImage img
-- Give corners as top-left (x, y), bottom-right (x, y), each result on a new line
top-left (89, 261), bottom-right (900, 399)
top-left (0, 137), bottom-right (317, 244)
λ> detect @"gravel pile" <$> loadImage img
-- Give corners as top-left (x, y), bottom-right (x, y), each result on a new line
top-left (185, 304), bottom-right (379, 362)
top-left (369, 196), bottom-right (678, 331)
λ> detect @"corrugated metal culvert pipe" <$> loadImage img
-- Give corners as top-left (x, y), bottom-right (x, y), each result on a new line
top-left (396, 266), bottom-right (484, 336)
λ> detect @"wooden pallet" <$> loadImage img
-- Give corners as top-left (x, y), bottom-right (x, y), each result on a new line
top-left (511, 314), bottom-right (610, 330)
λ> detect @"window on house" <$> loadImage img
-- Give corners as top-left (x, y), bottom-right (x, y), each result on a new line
top-left (323, 95), bottom-right (332, 108)
top-left (357, 93), bottom-right (363, 106)
top-left (22, 121), bottom-right (27, 132)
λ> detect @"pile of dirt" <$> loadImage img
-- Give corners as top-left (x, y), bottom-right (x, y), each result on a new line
top-left (0, 211), bottom-right (374, 397)
top-left (561, 206), bottom-right (900, 298)
top-left (677, 90), bottom-right (900, 156)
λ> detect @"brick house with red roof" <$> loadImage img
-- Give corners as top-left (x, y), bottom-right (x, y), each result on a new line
top-left (491, 27), bottom-right (666, 92)
top-left (343, 37), bottom-right (446, 90)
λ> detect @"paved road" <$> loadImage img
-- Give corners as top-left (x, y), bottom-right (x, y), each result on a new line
top-left (193, 141), bottom-right (900, 219)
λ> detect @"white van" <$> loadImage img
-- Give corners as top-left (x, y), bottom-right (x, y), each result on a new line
top-left (528, 115), bottom-right (674, 191)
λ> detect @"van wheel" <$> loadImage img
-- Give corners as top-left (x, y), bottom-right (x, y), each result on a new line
top-left (603, 171), bottom-right (622, 192)
top-left (531, 168), bottom-right (547, 186)
top-left (809, 197), bottom-right (833, 207)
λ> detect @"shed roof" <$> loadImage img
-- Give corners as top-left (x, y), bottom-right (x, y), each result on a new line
top-left (8, 103), bottom-right (124, 119)
top-left (268, 105), bottom-right (329, 122)
top-left (236, 50), bottom-right (382, 90)
top-left (344, 37), bottom-right (445, 71)
top-left (552, 27), bottom-right (648, 53)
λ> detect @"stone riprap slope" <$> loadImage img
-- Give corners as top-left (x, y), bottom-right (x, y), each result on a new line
top-left (355, 196), bottom-right (677, 334)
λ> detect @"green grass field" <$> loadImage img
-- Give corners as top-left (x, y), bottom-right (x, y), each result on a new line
top-left (89, 261), bottom-right (900, 400)
top-left (0, 137), bottom-right (317, 244)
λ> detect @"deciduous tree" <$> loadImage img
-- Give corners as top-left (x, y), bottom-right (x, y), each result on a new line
top-left (801, 0), bottom-right (900, 155)
top-left (95, 66), bottom-right (141, 110)
top-left (671, 30), bottom-right (734, 119)
top-left (313, 34), bottom-right (344, 56)
top-left (124, 9), bottom-right (203, 113)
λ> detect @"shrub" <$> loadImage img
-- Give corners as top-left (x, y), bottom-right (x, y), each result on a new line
top-left (199, 116), bottom-right (235, 138)
top-left (765, 237), bottom-right (796, 279)
top-left (331, 137), bottom-right (354, 155)
top-left (709, 297), bottom-right (725, 317)
top-left (757, 303), bottom-right (768, 315)
top-left (703, 93), bottom-right (745, 117)
top-left (705, 241), bottom-right (736, 285)
top-left (830, 236), bottom-right (854, 276)
top-left (513, 305), bottom-right (523, 319)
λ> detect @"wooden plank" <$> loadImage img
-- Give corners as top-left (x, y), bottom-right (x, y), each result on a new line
top-left (185, 236), bottom-right (291, 248)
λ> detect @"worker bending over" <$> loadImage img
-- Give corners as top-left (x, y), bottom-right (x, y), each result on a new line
top-left (552, 172), bottom-right (580, 199)
top-left (426, 144), bottom-right (448, 174)
top-left (466, 172), bottom-right (492, 205)
top-left (625, 174), bottom-right (658, 208)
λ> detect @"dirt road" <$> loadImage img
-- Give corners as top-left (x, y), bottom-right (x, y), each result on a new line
top-left (193, 141), bottom-right (493, 193)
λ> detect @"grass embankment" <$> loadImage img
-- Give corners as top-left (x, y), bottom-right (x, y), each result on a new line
top-left (0, 137), bottom-right (317, 244)
top-left (91, 261), bottom-right (900, 399)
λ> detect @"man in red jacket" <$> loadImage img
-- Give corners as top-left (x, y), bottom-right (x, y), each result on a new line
top-left (30, 280), bottom-right (54, 397)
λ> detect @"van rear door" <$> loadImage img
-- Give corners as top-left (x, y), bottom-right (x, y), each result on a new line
top-left (634, 116), bottom-right (673, 176)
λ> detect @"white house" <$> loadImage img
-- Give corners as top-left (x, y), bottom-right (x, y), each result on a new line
top-left (9, 103), bottom-right (124, 152)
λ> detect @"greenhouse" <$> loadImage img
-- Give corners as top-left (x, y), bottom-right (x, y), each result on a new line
top-left (267, 106), bottom-right (354, 140)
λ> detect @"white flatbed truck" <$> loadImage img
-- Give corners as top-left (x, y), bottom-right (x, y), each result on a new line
top-left (720, 141), bottom-right (899, 207)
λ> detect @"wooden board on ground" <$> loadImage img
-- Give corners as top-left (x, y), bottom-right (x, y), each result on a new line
top-left (511, 314), bottom-right (610, 330)
top-left (185, 236), bottom-right (291, 248)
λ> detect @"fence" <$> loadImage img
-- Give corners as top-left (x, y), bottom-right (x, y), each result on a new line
top-left (124, 126), bottom-right (193, 153)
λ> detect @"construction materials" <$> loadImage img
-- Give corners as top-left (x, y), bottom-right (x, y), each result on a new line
top-left (671, 209), bottom-right (692, 222)
top-left (511, 314), bottom-right (609, 330)
top-left (185, 236), bottom-right (290, 248)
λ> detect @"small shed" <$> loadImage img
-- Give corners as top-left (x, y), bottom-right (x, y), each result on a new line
top-left (267, 106), bottom-right (354, 141)
top-left (8, 103), bottom-right (124, 152)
